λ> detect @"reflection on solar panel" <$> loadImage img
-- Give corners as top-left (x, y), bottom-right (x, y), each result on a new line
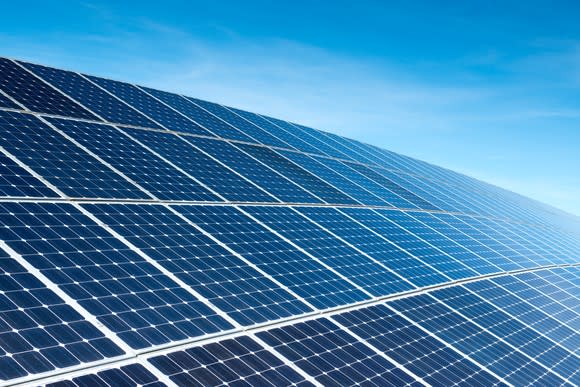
top-left (0, 57), bottom-right (578, 386)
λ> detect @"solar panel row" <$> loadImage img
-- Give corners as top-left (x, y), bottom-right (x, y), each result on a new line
top-left (0, 57), bottom-right (578, 386)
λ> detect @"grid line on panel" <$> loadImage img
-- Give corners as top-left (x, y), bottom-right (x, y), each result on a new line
top-left (20, 61), bottom-right (162, 130)
top-left (82, 202), bottom-right (315, 326)
top-left (73, 203), bottom-right (242, 330)
top-left (10, 263), bottom-right (578, 387)
top-left (0, 59), bottom-right (98, 120)
top-left (36, 116), bottom-right (158, 201)
top-left (0, 202), bottom-right (233, 352)
top-left (428, 286), bottom-right (572, 384)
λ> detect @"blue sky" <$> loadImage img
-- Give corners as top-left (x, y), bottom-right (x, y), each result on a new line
top-left (2, 1), bottom-right (579, 215)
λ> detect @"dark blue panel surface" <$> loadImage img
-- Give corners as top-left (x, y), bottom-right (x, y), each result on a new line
top-left (22, 62), bottom-right (162, 129)
top-left (334, 304), bottom-right (506, 387)
top-left (249, 205), bottom-right (412, 296)
top-left (376, 210), bottom-right (478, 280)
top-left (0, 91), bottom-right (20, 109)
top-left (431, 286), bottom-right (579, 382)
top-left (120, 127), bottom-right (275, 202)
top-left (187, 137), bottom-right (321, 203)
top-left (340, 208), bottom-right (449, 286)
top-left (0, 202), bottom-right (232, 350)
top-left (466, 279), bottom-right (580, 353)
top-left (391, 293), bottom-right (566, 386)
top-left (149, 336), bottom-right (314, 387)
top-left (345, 162), bottom-right (440, 210)
top-left (87, 76), bottom-right (212, 136)
top-left (46, 117), bottom-right (220, 202)
top-left (279, 150), bottom-right (387, 206)
top-left (0, 248), bottom-right (124, 381)
top-left (84, 203), bottom-right (312, 326)
top-left (0, 151), bottom-right (58, 198)
top-left (189, 100), bottom-right (291, 148)
top-left (285, 122), bottom-right (353, 160)
top-left (46, 363), bottom-right (164, 387)
top-left (182, 96), bottom-right (258, 142)
top-left (237, 144), bottom-right (357, 205)
top-left (258, 114), bottom-right (327, 155)
top-left (173, 205), bottom-right (369, 309)
top-left (257, 318), bottom-right (420, 386)
top-left (0, 110), bottom-right (148, 199)
top-left (0, 59), bottom-right (97, 120)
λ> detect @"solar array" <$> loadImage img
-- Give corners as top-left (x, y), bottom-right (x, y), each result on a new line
top-left (0, 56), bottom-right (578, 386)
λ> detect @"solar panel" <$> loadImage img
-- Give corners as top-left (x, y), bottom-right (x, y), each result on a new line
top-left (0, 57), bottom-right (578, 386)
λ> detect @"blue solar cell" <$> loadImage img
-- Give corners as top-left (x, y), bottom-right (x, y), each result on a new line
top-left (0, 91), bottom-right (20, 109)
top-left (390, 293), bottom-right (567, 386)
top-left (181, 96), bottom-right (258, 142)
top-left (256, 318), bottom-right (420, 386)
top-left (120, 127), bottom-right (275, 202)
top-left (345, 162), bottom-right (440, 210)
top-left (45, 117), bottom-right (220, 202)
top-left (83, 203), bottom-right (312, 325)
top-left (430, 286), bottom-right (580, 383)
top-left (0, 248), bottom-right (124, 381)
top-left (279, 150), bottom-right (387, 206)
top-left (173, 205), bottom-right (369, 309)
top-left (0, 110), bottom-right (149, 199)
top-left (21, 62), bottom-right (162, 129)
top-left (248, 205), bottom-right (412, 296)
top-left (0, 151), bottom-right (59, 198)
top-left (236, 143), bottom-right (358, 205)
top-left (0, 202), bottom-right (232, 350)
top-left (379, 211), bottom-right (479, 279)
top-left (149, 335), bottom-right (314, 386)
top-left (339, 208), bottom-right (450, 286)
top-left (465, 279), bottom-right (580, 353)
top-left (86, 76), bottom-right (212, 136)
top-left (494, 274), bottom-right (580, 332)
top-left (46, 363), bottom-right (163, 387)
top-left (189, 100), bottom-right (292, 148)
top-left (285, 122), bottom-right (353, 160)
top-left (515, 271), bottom-right (580, 318)
top-left (187, 137), bottom-right (321, 203)
top-left (257, 114), bottom-right (328, 155)
top-left (0, 58), bottom-right (97, 120)
top-left (333, 304), bottom-right (506, 387)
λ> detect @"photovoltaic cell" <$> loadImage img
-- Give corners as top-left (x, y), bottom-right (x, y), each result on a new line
top-left (252, 205), bottom-right (413, 296)
top-left (340, 208), bottom-right (450, 286)
top-left (493, 274), bottom-right (580, 332)
top-left (83, 203), bottom-right (312, 326)
top-left (21, 62), bottom-right (162, 129)
top-left (237, 143), bottom-right (358, 205)
top-left (256, 318), bottom-right (420, 386)
top-left (148, 335), bottom-right (313, 386)
top-left (187, 137), bottom-right (321, 203)
top-left (0, 110), bottom-right (148, 199)
top-left (380, 211), bottom-right (479, 279)
top-left (0, 248), bottom-right (124, 381)
top-left (279, 150), bottom-right (387, 206)
top-left (86, 76), bottom-right (213, 136)
top-left (190, 100), bottom-right (291, 148)
top-left (0, 202), bottom-right (232, 350)
top-left (0, 58), bottom-right (97, 120)
top-left (430, 286), bottom-right (579, 383)
top-left (183, 96), bottom-right (258, 143)
top-left (0, 91), bottom-right (20, 109)
top-left (258, 115), bottom-right (326, 155)
top-left (173, 205), bottom-right (369, 309)
top-left (390, 293), bottom-right (567, 386)
top-left (465, 279), bottom-right (580, 353)
top-left (45, 117), bottom-right (220, 202)
top-left (46, 363), bottom-right (163, 387)
top-left (120, 127), bottom-right (275, 202)
top-left (285, 123), bottom-right (352, 160)
top-left (0, 151), bottom-right (58, 198)
top-left (333, 304), bottom-right (506, 387)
